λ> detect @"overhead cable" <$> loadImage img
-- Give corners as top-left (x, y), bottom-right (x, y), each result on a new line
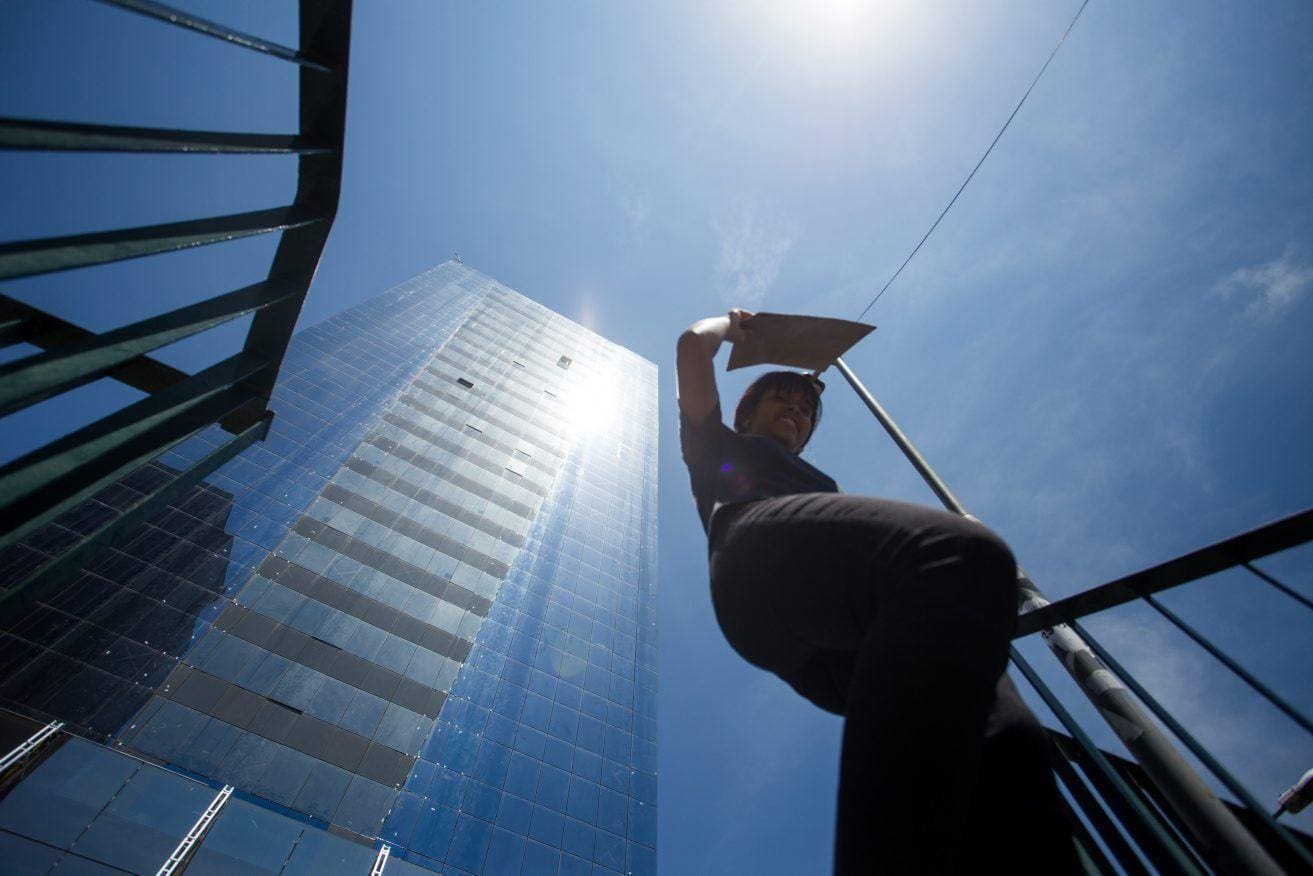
top-left (854, 0), bottom-right (1092, 323)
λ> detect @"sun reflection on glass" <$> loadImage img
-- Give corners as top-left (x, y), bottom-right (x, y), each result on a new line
top-left (562, 369), bottom-right (621, 436)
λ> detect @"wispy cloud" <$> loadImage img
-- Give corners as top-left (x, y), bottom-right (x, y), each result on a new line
top-left (615, 184), bottom-right (650, 231)
top-left (712, 204), bottom-right (799, 312)
top-left (1214, 244), bottom-right (1313, 319)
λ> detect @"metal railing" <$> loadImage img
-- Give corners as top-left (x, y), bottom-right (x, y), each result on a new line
top-left (832, 356), bottom-right (1313, 874)
top-left (1017, 512), bottom-right (1313, 874)
top-left (1043, 726), bottom-right (1313, 874)
top-left (0, 0), bottom-right (353, 621)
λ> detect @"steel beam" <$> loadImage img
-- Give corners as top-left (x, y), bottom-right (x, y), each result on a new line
top-left (0, 206), bottom-right (323, 281)
top-left (0, 0), bottom-right (354, 610)
top-left (0, 278), bottom-right (299, 418)
top-left (0, 296), bottom-right (188, 395)
top-left (95, 0), bottom-right (332, 71)
top-left (0, 116), bottom-right (331, 154)
top-left (224, 0), bottom-right (353, 433)
top-left (0, 352), bottom-right (272, 555)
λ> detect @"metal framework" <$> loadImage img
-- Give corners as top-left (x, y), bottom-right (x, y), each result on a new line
top-left (0, 720), bottom-right (64, 777)
top-left (370, 844), bottom-right (393, 876)
top-left (155, 784), bottom-right (235, 876)
top-left (0, 0), bottom-right (353, 620)
top-left (832, 356), bottom-right (1313, 875)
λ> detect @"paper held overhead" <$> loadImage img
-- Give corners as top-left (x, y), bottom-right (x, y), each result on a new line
top-left (727, 312), bottom-right (875, 372)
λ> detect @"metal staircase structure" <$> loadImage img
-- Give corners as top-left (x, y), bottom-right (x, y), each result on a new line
top-left (835, 356), bottom-right (1313, 874)
top-left (0, 0), bottom-right (353, 627)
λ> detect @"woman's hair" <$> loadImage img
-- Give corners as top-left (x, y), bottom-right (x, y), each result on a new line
top-left (733, 370), bottom-right (824, 450)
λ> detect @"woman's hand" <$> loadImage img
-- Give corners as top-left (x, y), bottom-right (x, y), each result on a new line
top-left (725, 308), bottom-right (754, 345)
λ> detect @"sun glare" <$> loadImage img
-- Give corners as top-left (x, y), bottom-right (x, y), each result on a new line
top-left (761, 0), bottom-right (881, 50)
top-left (774, 0), bottom-right (867, 37)
top-left (562, 370), bottom-right (621, 436)
top-left (730, 0), bottom-right (924, 76)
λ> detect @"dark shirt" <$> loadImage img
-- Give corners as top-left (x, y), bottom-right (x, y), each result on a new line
top-left (679, 403), bottom-right (840, 539)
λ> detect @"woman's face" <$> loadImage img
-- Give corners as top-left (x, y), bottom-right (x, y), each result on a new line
top-left (745, 387), bottom-right (815, 453)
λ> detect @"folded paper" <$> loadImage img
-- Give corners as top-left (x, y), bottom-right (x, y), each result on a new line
top-left (727, 312), bottom-right (875, 372)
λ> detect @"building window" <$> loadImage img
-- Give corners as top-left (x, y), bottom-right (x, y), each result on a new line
top-left (557, 355), bottom-right (572, 370)
top-left (456, 377), bottom-right (474, 389)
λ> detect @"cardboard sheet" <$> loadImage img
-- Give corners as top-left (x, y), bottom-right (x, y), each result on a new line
top-left (727, 312), bottom-right (875, 372)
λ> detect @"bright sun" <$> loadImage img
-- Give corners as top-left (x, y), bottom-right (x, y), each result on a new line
top-left (734, 0), bottom-right (921, 74)
top-left (761, 0), bottom-right (877, 48)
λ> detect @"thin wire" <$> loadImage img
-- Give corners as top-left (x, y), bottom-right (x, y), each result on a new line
top-left (855, 0), bottom-right (1092, 323)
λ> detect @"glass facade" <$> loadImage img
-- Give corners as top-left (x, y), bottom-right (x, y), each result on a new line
top-left (0, 262), bottom-right (659, 875)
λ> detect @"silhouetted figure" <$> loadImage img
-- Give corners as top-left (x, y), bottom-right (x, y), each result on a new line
top-left (677, 309), bottom-right (1079, 874)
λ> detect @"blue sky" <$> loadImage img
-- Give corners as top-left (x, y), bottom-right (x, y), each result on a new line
top-left (3, 0), bottom-right (1312, 871)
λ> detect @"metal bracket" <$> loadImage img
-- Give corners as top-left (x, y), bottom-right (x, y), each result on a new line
top-left (370, 843), bottom-right (392, 876)
top-left (0, 720), bottom-right (64, 776)
top-left (156, 784), bottom-right (234, 876)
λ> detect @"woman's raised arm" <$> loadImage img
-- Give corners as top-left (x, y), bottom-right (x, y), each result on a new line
top-left (676, 308), bottom-right (752, 423)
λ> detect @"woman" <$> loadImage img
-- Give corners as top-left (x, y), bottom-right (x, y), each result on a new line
top-left (677, 309), bottom-right (1078, 874)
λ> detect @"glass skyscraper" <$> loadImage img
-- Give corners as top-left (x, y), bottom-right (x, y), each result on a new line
top-left (0, 262), bottom-right (659, 875)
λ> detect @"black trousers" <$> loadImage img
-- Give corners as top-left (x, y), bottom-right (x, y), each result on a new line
top-left (709, 493), bottom-right (1079, 874)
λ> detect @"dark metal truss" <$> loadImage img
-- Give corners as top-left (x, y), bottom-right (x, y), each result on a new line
top-left (0, 0), bottom-right (354, 617)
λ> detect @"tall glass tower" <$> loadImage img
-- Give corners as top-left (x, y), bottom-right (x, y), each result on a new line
top-left (0, 262), bottom-right (659, 875)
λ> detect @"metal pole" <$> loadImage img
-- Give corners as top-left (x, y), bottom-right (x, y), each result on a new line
top-left (831, 356), bottom-right (1281, 876)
